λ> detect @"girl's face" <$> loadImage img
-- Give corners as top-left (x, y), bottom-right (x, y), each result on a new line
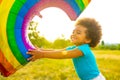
top-left (71, 25), bottom-right (91, 46)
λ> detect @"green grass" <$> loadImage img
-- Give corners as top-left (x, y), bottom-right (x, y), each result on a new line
top-left (0, 50), bottom-right (120, 80)
top-left (94, 50), bottom-right (120, 80)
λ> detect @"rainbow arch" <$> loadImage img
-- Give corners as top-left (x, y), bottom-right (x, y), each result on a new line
top-left (0, 0), bottom-right (91, 77)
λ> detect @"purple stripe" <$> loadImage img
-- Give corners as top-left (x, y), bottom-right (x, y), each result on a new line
top-left (22, 19), bottom-right (35, 50)
top-left (22, 0), bottom-right (77, 49)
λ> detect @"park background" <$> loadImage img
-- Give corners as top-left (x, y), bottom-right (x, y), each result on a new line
top-left (0, 0), bottom-right (120, 80)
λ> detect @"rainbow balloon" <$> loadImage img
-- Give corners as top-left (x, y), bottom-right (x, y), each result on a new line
top-left (0, 0), bottom-right (91, 77)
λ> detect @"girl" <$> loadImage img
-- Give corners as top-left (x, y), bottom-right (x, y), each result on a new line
top-left (27, 18), bottom-right (106, 80)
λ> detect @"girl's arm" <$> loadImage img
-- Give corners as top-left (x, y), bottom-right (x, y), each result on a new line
top-left (27, 48), bottom-right (83, 61)
top-left (43, 48), bottom-right (83, 59)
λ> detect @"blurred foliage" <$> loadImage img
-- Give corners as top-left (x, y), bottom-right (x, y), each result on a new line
top-left (28, 21), bottom-right (73, 49)
top-left (28, 21), bottom-right (120, 50)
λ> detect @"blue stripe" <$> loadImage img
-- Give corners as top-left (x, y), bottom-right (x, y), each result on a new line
top-left (18, 5), bottom-right (29, 18)
top-left (24, 0), bottom-right (40, 9)
top-left (15, 16), bottom-right (23, 29)
top-left (15, 29), bottom-right (30, 58)
top-left (18, 0), bottom-right (40, 18)
top-left (15, 0), bottom-right (40, 59)
top-left (64, 0), bottom-right (81, 17)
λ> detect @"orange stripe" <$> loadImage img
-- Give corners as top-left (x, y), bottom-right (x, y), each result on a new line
top-left (0, 0), bottom-right (2, 4)
top-left (88, 0), bottom-right (91, 3)
top-left (0, 50), bottom-right (16, 76)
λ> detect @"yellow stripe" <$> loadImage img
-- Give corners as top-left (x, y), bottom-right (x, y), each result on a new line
top-left (82, 0), bottom-right (89, 7)
top-left (0, 0), bottom-right (23, 69)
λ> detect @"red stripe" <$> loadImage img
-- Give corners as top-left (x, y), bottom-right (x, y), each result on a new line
top-left (0, 50), bottom-right (16, 77)
top-left (0, 63), bottom-right (10, 77)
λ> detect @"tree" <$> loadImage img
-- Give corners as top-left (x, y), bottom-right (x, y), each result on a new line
top-left (101, 40), bottom-right (105, 46)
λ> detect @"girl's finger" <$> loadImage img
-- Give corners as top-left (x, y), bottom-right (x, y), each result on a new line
top-left (31, 58), bottom-right (36, 62)
top-left (26, 51), bottom-right (34, 55)
top-left (27, 56), bottom-right (34, 61)
top-left (28, 49), bottom-right (33, 52)
top-left (28, 49), bottom-right (37, 52)
top-left (27, 57), bottom-right (32, 61)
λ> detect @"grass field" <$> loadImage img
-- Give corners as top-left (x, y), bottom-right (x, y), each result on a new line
top-left (0, 50), bottom-right (120, 80)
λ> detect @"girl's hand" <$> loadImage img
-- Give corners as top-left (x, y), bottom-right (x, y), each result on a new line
top-left (27, 49), bottom-right (44, 61)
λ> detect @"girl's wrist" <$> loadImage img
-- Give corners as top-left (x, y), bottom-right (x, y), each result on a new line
top-left (38, 50), bottom-right (45, 58)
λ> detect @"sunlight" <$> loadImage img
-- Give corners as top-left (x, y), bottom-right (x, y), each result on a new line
top-left (32, 7), bottom-right (75, 42)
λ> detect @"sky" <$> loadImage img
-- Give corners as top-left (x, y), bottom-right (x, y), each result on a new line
top-left (32, 0), bottom-right (120, 44)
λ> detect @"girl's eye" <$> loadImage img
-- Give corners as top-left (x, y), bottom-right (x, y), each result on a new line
top-left (77, 31), bottom-right (81, 34)
top-left (72, 30), bottom-right (81, 34)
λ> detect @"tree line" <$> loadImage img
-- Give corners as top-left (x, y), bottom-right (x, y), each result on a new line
top-left (94, 41), bottom-right (120, 50)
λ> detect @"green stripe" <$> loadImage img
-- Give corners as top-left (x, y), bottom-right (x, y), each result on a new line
top-left (10, 0), bottom-right (26, 14)
top-left (75, 0), bottom-right (85, 11)
top-left (7, 0), bottom-right (27, 65)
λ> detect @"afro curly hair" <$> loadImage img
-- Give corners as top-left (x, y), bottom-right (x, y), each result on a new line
top-left (75, 18), bottom-right (102, 47)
